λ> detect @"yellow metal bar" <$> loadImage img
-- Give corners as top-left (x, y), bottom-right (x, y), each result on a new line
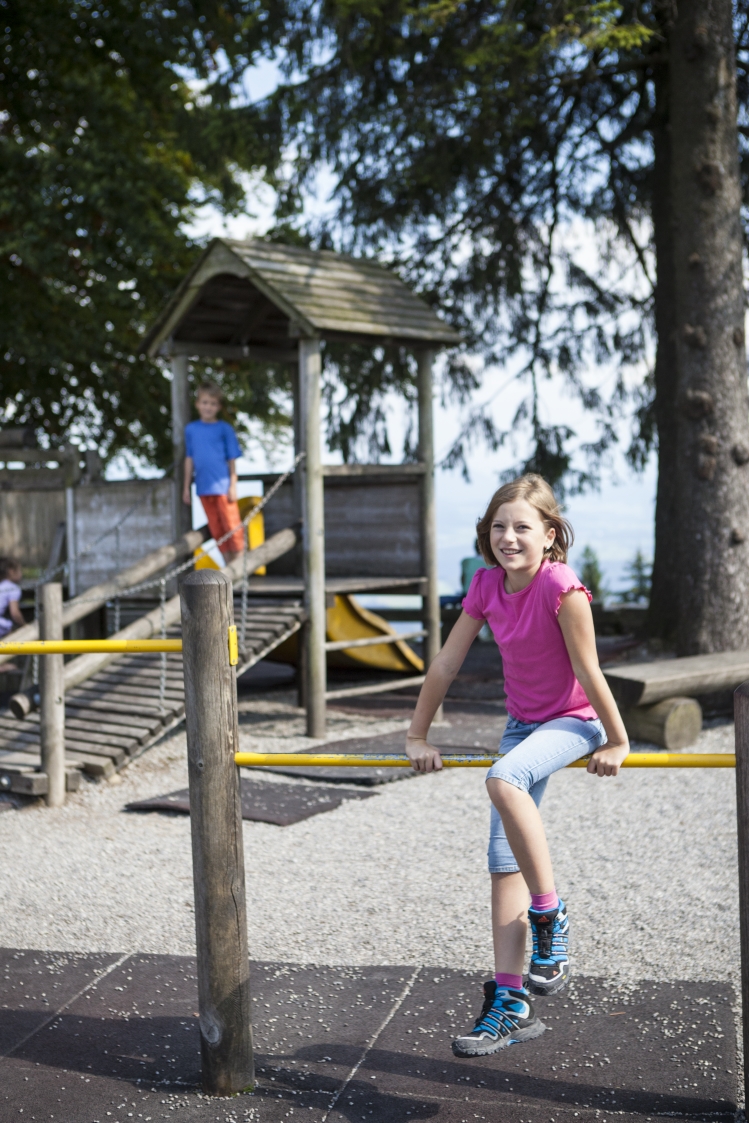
top-left (0, 639), bottom-right (183, 655)
top-left (234, 751), bottom-right (735, 769)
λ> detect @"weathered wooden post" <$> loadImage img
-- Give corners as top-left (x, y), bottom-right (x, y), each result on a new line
top-left (180, 569), bottom-right (254, 1095)
top-left (417, 348), bottom-right (442, 718)
top-left (39, 582), bottom-right (65, 807)
top-left (300, 337), bottom-right (327, 738)
top-left (734, 682), bottom-right (749, 1111)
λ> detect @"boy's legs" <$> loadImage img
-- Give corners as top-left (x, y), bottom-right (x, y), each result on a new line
top-left (199, 494), bottom-right (245, 564)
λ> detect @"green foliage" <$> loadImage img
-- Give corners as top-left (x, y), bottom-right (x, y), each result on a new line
top-left (616, 549), bottom-right (651, 604)
top-left (259, 0), bottom-right (749, 488)
top-left (579, 545), bottom-right (606, 602)
top-left (0, 0), bottom-right (284, 466)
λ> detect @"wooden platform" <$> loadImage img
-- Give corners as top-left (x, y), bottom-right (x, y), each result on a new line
top-left (0, 596), bottom-right (305, 796)
top-left (604, 649), bottom-right (749, 706)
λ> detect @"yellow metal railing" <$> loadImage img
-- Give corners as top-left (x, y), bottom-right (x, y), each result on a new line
top-left (0, 639), bottom-right (182, 655)
top-left (234, 751), bottom-right (736, 769)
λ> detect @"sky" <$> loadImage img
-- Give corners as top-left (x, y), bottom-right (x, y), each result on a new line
top-left (175, 54), bottom-right (658, 596)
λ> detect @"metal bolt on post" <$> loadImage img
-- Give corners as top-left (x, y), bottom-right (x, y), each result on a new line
top-left (180, 569), bottom-right (254, 1095)
top-left (39, 583), bottom-right (65, 807)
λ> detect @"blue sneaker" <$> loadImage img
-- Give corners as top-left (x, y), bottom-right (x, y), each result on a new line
top-left (451, 981), bottom-right (545, 1057)
top-left (527, 898), bottom-right (570, 995)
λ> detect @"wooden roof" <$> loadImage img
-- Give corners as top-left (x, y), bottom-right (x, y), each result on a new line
top-left (144, 238), bottom-right (461, 358)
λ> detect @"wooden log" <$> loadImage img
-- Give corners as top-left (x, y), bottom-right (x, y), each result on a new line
top-left (620, 696), bottom-right (702, 750)
top-left (605, 650), bottom-right (749, 706)
top-left (734, 682), bottom-right (749, 1113)
top-left (39, 583), bottom-right (65, 807)
top-left (180, 569), bottom-right (254, 1095)
top-left (0, 526), bottom-right (210, 667)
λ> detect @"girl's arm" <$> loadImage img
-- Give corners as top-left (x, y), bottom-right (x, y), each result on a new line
top-left (8, 597), bottom-right (24, 627)
top-left (227, 458), bottom-right (238, 504)
top-left (182, 457), bottom-right (193, 505)
top-left (557, 590), bottom-right (630, 777)
top-left (406, 611), bottom-right (484, 771)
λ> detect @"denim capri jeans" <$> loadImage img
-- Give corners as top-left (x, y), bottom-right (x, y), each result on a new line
top-left (486, 715), bottom-right (605, 874)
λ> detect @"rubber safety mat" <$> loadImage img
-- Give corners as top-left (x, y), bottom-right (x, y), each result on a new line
top-left (125, 776), bottom-right (375, 825)
top-left (0, 949), bottom-right (737, 1123)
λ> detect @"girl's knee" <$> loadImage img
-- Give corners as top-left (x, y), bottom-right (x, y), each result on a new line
top-left (487, 775), bottom-right (527, 809)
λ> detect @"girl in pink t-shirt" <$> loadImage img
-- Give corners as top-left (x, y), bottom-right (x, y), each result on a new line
top-left (406, 474), bottom-right (629, 1058)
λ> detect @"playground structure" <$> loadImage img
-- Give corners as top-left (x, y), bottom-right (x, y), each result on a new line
top-left (0, 571), bottom-right (747, 1101)
top-left (144, 237), bottom-right (462, 736)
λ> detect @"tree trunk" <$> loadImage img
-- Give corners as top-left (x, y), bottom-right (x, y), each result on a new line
top-left (656, 0), bottom-right (749, 654)
top-left (648, 38), bottom-right (680, 642)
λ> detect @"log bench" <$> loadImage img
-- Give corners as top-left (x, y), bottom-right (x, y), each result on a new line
top-left (604, 651), bottom-right (749, 751)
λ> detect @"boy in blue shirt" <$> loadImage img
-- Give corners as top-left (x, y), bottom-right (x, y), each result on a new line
top-left (182, 383), bottom-right (244, 563)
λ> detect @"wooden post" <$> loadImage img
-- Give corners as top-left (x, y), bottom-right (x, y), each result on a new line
top-left (39, 582), bottom-right (65, 807)
top-left (64, 487), bottom-right (77, 597)
top-left (300, 338), bottom-right (326, 738)
top-left (291, 356), bottom-right (307, 710)
top-left (735, 682), bottom-right (749, 1113)
top-left (417, 348), bottom-right (442, 718)
top-left (180, 569), bottom-right (254, 1095)
top-left (171, 353), bottom-right (193, 539)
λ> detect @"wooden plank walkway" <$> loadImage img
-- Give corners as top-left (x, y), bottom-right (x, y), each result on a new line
top-left (0, 596), bottom-right (305, 796)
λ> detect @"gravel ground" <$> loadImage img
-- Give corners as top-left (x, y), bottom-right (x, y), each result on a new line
top-left (0, 698), bottom-right (737, 986)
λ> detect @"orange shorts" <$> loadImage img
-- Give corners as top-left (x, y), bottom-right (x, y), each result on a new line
top-left (199, 494), bottom-right (245, 556)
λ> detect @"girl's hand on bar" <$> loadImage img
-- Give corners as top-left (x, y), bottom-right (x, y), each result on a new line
top-left (406, 735), bottom-right (444, 772)
top-left (586, 740), bottom-right (630, 777)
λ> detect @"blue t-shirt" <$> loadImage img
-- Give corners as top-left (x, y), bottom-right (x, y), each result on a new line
top-left (184, 420), bottom-right (242, 496)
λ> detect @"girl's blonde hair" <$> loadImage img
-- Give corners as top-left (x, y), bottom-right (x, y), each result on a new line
top-left (476, 474), bottom-right (573, 565)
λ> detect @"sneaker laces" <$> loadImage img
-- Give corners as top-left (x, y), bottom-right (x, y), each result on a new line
top-left (531, 912), bottom-right (556, 959)
top-left (473, 986), bottom-right (523, 1036)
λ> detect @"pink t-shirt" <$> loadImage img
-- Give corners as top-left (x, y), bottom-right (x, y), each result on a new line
top-left (462, 560), bottom-right (597, 724)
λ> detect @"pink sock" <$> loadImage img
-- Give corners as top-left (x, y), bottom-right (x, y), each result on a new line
top-left (530, 889), bottom-right (559, 913)
top-left (495, 972), bottom-right (523, 990)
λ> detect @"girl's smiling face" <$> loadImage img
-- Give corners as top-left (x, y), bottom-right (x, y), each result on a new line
top-left (490, 498), bottom-right (555, 591)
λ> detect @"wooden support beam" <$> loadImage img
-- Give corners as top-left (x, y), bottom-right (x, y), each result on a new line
top-left (180, 569), bottom-right (254, 1095)
top-left (417, 348), bottom-right (441, 720)
top-left (171, 354), bottom-right (192, 539)
top-left (300, 339), bottom-right (326, 738)
top-left (39, 583), bottom-right (65, 807)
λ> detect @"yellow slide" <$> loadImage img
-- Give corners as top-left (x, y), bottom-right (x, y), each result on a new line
top-left (194, 497), bottom-right (422, 672)
top-left (270, 594), bottom-right (423, 672)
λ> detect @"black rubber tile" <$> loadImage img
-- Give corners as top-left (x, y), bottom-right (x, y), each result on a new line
top-left (351, 969), bottom-right (736, 1122)
top-left (0, 954), bottom-right (414, 1122)
top-left (0, 947), bottom-right (125, 1057)
top-left (0, 952), bottom-right (737, 1122)
top-left (126, 777), bottom-right (375, 824)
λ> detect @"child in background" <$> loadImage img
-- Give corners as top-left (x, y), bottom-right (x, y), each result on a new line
top-left (406, 474), bottom-right (629, 1057)
top-left (0, 557), bottom-right (24, 636)
top-left (182, 383), bottom-right (245, 565)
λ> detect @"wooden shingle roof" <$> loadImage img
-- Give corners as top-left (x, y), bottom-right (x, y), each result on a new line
top-left (144, 238), bottom-right (461, 358)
